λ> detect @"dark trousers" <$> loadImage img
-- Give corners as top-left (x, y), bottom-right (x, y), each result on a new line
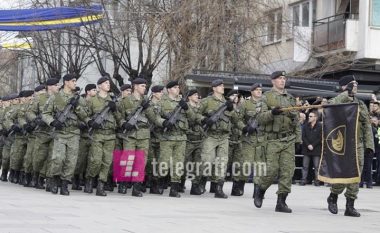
top-left (301, 155), bottom-right (320, 182)
top-left (376, 152), bottom-right (380, 184)
top-left (361, 154), bottom-right (374, 186)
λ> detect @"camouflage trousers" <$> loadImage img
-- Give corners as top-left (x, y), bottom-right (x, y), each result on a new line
top-left (258, 139), bottom-right (295, 194)
top-left (330, 145), bottom-right (364, 200)
top-left (32, 132), bottom-right (53, 177)
top-left (200, 136), bottom-right (229, 182)
top-left (159, 140), bottom-right (186, 183)
top-left (184, 140), bottom-right (203, 184)
top-left (86, 134), bottom-right (115, 182)
top-left (10, 136), bottom-right (28, 171)
top-left (75, 136), bottom-right (91, 179)
top-left (147, 139), bottom-right (160, 181)
top-left (22, 136), bottom-right (36, 173)
top-left (48, 133), bottom-right (79, 181)
top-left (227, 141), bottom-right (242, 181)
top-left (1, 137), bottom-right (13, 171)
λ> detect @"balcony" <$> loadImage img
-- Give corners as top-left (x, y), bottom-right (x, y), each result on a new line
top-left (313, 13), bottom-right (359, 56)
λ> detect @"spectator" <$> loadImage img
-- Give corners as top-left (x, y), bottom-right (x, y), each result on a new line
top-left (300, 111), bottom-right (322, 186)
top-left (360, 115), bottom-right (378, 188)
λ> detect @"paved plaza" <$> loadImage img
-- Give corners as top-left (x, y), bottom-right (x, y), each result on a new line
top-left (0, 181), bottom-right (379, 233)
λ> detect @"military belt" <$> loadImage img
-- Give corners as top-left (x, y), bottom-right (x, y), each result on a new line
top-left (267, 132), bottom-right (293, 140)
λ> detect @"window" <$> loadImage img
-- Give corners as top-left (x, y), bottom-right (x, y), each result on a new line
top-left (292, 1), bottom-right (311, 27)
top-left (371, 0), bottom-right (380, 27)
top-left (266, 9), bottom-right (283, 43)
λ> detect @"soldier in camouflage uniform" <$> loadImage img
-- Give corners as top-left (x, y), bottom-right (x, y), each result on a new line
top-left (42, 74), bottom-right (88, 195)
top-left (326, 75), bottom-right (374, 217)
top-left (117, 78), bottom-right (151, 197)
top-left (255, 71), bottom-right (301, 213)
top-left (84, 77), bottom-right (118, 196)
top-left (198, 79), bottom-right (236, 199)
top-left (232, 83), bottom-right (264, 197)
top-left (72, 84), bottom-right (97, 191)
top-left (147, 85), bottom-right (165, 194)
top-left (0, 98), bottom-right (4, 170)
top-left (115, 84), bottom-right (132, 150)
top-left (31, 79), bottom-right (60, 190)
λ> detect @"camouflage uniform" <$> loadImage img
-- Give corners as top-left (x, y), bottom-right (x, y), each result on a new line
top-left (1, 106), bottom-right (14, 180)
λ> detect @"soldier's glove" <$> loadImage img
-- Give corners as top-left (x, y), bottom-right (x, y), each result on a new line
top-left (23, 123), bottom-right (34, 133)
top-left (122, 122), bottom-right (135, 132)
top-left (10, 124), bottom-right (22, 133)
top-left (201, 117), bottom-right (215, 128)
top-left (88, 119), bottom-right (101, 130)
top-left (271, 106), bottom-right (283, 115)
top-left (163, 120), bottom-right (174, 131)
top-left (107, 101), bottom-right (117, 112)
top-left (69, 97), bottom-right (79, 108)
top-left (179, 99), bottom-right (189, 111)
top-left (242, 125), bottom-right (255, 135)
top-left (50, 120), bottom-right (64, 130)
top-left (365, 148), bottom-right (374, 157)
top-left (346, 82), bottom-right (355, 97)
top-left (226, 99), bottom-right (234, 111)
top-left (141, 99), bottom-right (150, 110)
top-left (79, 122), bottom-right (88, 131)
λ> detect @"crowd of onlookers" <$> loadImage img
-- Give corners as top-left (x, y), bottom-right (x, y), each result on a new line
top-left (296, 96), bottom-right (380, 188)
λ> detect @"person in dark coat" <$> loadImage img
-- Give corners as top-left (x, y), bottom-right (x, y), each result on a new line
top-left (300, 111), bottom-right (322, 186)
top-left (361, 115), bottom-right (379, 188)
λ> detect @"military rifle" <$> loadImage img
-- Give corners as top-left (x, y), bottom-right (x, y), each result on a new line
top-left (52, 88), bottom-right (82, 132)
top-left (163, 93), bottom-right (189, 133)
top-left (123, 94), bottom-right (152, 134)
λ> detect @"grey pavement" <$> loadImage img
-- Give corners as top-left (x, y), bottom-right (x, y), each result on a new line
top-left (0, 181), bottom-right (380, 233)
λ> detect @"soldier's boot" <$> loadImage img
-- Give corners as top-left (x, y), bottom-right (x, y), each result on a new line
top-left (36, 176), bottom-right (45, 189)
top-left (96, 181), bottom-right (107, 196)
top-left (178, 178), bottom-right (186, 193)
top-left (275, 193), bottom-right (292, 213)
top-left (127, 182), bottom-right (133, 189)
top-left (18, 171), bottom-right (26, 185)
top-left (104, 177), bottom-right (114, 192)
top-left (71, 175), bottom-right (82, 191)
top-left (199, 177), bottom-right (207, 194)
top-left (253, 184), bottom-right (266, 208)
top-left (30, 172), bottom-right (38, 187)
top-left (231, 180), bottom-right (245, 196)
top-left (84, 178), bottom-right (93, 194)
top-left (23, 172), bottom-right (32, 187)
top-left (344, 198), bottom-right (360, 217)
top-left (45, 178), bottom-right (51, 192)
top-left (140, 182), bottom-right (147, 193)
top-left (149, 179), bottom-right (163, 194)
top-left (190, 183), bottom-right (203, 195)
top-left (169, 182), bottom-right (181, 198)
top-left (209, 182), bottom-right (217, 193)
top-left (118, 182), bottom-right (127, 194)
top-left (132, 183), bottom-right (143, 197)
top-left (214, 181), bottom-right (228, 199)
top-left (0, 169), bottom-right (8, 182)
top-left (327, 193), bottom-right (338, 214)
top-left (8, 169), bottom-right (15, 183)
top-left (51, 176), bottom-right (59, 194)
top-left (11, 170), bottom-right (20, 184)
top-left (60, 180), bottom-right (70, 196)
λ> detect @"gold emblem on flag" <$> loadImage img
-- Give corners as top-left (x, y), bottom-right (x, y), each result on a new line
top-left (326, 125), bottom-right (346, 155)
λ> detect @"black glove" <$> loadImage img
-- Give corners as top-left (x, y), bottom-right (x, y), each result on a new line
top-left (365, 148), bottom-right (374, 156)
top-left (346, 82), bottom-right (355, 96)
top-left (163, 120), bottom-right (174, 131)
top-left (50, 120), bottom-right (64, 130)
top-left (69, 97), bottom-right (79, 108)
top-left (11, 124), bottom-right (22, 133)
top-left (122, 122), bottom-right (135, 131)
top-left (242, 126), bottom-right (255, 135)
top-left (226, 100), bottom-right (234, 111)
top-left (88, 119), bottom-right (101, 130)
top-left (201, 117), bottom-right (215, 128)
top-left (107, 101), bottom-right (117, 112)
top-left (23, 123), bottom-right (34, 133)
top-left (179, 99), bottom-right (189, 111)
top-left (141, 99), bottom-right (150, 110)
top-left (79, 122), bottom-right (88, 131)
top-left (271, 106), bottom-right (283, 115)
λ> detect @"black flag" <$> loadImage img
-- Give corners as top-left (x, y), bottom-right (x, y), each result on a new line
top-left (318, 103), bottom-right (360, 184)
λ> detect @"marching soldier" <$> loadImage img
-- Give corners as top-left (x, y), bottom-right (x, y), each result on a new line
top-left (42, 74), bottom-right (88, 195)
top-left (84, 77), bottom-right (117, 196)
top-left (255, 71), bottom-right (301, 213)
top-left (326, 75), bottom-right (374, 217)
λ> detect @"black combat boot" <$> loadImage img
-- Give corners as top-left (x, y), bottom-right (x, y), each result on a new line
top-left (96, 181), bottom-right (107, 196)
top-left (30, 172), bottom-right (38, 187)
top-left (214, 181), bottom-right (228, 199)
top-left (344, 198), bottom-right (360, 217)
top-left (132, 183), bottom-right (143, 197)
top-left (84, 178), bottom-right (93, 194)
top-left (118, 182), bottom-right (127, 194)
top-left (178, 178), bottom-right (186, 193)
top-left (50, 176), bottom-right (59, 194)
top-left (275, 193), bottom-right (292, 213)
top-left (231, 180), bottom-right (245, 196)
top-left (36, 176), bottom-right (45, 189)
top-left (8, 169), bottom-right (15, 182)
top-left (0, 169), bottom-right (8, 182)
top-left (19, 171), bottom-right (26, 185)
top-left (71, 175), bottom-right (82, 190)
top-left (190, 183), bottom-right (203, 195)
top-left (253, 184), bottom-right (266, 208)
top-left (327, 193), bottom-right (338, 214)
top-left (23, 172), bottom-right (32, 187)
top-left (209, 181), bottom-right (217, 193)
top-left (150, 179), bottom-right (163, 194)
top-left (11, 170), bottom-right (20, 184)
top-left (104, 175), bottom-right (114, 192)
top-left (60, 179), bottom-right (70, 195)
top-left (199, 177), bottom-right (207, 194)
top-left (169, 182), bottom-right (181, 198)
top-left (45, 178), bottom-right (51, 192)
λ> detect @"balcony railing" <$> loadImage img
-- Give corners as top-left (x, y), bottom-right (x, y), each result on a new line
top-left (313, 13), bottom-right (358, 53)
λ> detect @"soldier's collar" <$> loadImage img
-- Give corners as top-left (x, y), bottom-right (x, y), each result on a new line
top-left (271, 87), bottom-right (288, 96)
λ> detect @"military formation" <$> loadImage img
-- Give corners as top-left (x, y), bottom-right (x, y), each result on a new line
top-left (0, 71), bottom-right (371, 217)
